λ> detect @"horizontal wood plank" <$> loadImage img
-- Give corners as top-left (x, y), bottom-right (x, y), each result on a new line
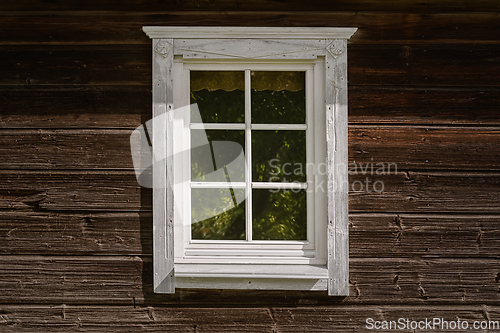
top-left (1, 305), bottom-right (497, 332)
top-left (1, 2), bottom-right (500, 13)
top-left (0, 170), bottom-right (149, 211)
top-left (0, 86), bottom-right (150, 129)
top-left (0, 129), bottom-right (135, 169)
top-left (1, 256), bottom-right (499, 305)
top-left (349, 126), bottom-right (500, 170)
top-left (349, 87), bottom-right (500, 125)
top-left (349, 44), bottom-right (500, 87)
top-left (2, 44), bottom-right (499, 87)
top-left (1, 87), bottom-right (498, 128)
top-left (1, 127), bottom-right (499, 170)
top-left (348, 171), bottom-right (500, 213)
top-left (2, 212), bottom-right (500, 259)
top-left (0, 45), bottom-right (150, 86)
top-left (350, 214), bottom-right (500, 258)
top-left (1, 171), bottom-right (499, 213)
top-left (0, 12), bottom-right (499, 45)
top-left (0, 212), bottom-right (151, 255)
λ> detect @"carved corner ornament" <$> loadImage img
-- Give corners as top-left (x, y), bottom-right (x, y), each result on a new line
top-left (327, 40), bottom-right (346, 59)
top-left (154, 39), bottom-right (173, 58)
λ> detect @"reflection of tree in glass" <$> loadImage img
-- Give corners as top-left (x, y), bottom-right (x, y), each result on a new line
top-left (253, 189), bottom-right (307, 240)
top-left (190, 130), bottom-right (245, 182)
top-left (190, 88), bottom-right (308, 241)
top-left (191, 89), bottom-right (245, 123)
top-left (252, 89), bottom-right (305, 124)
top-left (191, 188), bottom-right (246, 240)
top-left (252, 130), bottom-right (306, 183)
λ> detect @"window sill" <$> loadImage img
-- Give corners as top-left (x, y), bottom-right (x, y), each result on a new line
top-left (175, 264), bottom-right (328, 291)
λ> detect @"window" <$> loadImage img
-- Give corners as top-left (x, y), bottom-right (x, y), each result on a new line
top-left (143, 27), bottom-right (356, 295)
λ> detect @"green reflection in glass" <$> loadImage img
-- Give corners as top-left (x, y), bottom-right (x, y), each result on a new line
top-left (191, 130), bottom-right (245, 182)
top-left (252, 189), bottom-right (307, 240)
top-left (190, 71), bottom-right (245, 123)
top-left (251, 71), bottom-right (306, 124)
top-left (191, 188), bottom-right (246, 240)
top-left (252, 130), bottom-right (306, 182)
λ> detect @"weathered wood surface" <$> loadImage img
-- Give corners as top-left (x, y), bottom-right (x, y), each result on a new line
top-left (1, 1), bottom-right (499, 330)
top-left (1, 256), bottom-right (500, 305)
top-left (0, 212), bottom-right (151, 255)
top-left (349, 126), bottom-right (500, 170)
top-left (1, 127), bottom-right (499, 170)
top-left (1, 0), bottom-right (499, 12)
top-left (2, 44), bottom-right (499, 86)
top-left (1, 305), bottom-right (497, 332)
top-left (0, 12), bottom-right (498, 45)
top-left (2, 212), bottom-right (500, 259)
top-left (1, 171), bottom-right (499, 212)
top-left (349, 172), bottom-right (500, 213)
top-left (350, 214), bottom-right (500, 258)
top-left (0, 171), bottom-right (148, 211)
top-left (0, 86), bottom-right (151, 129)
top-left (349, 44), bottom-right (500, 87)
top-left (1, 87), bottom-right (498, 128)
top-left (349, 87), bottom-right (500, 125)
top-left (0, 46), bottom-right (150, 86)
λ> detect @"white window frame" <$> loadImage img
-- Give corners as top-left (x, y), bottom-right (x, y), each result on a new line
top-left (143, 26), bottom-right (356, 296)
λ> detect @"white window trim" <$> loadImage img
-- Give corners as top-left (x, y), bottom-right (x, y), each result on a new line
top-left (174, 61), bottom-right (325, 267)
top-left (143, 26), bottom-right (356, 296)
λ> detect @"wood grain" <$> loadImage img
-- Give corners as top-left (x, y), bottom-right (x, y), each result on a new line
top-left (0, 12), bottom-right (498, 45)
top-left (1, 256), bottom-right (500, 305)
top-left (1, 127), bottom-right (499, 170)
top-left (2, 44), bottom-right (499, 87)
top-left (2, 212), bottom-right (500, 259)
top-left (1, 86), bottom-right (498, 128)
top-left (0, 305), bottom-right (497, 332)
top-left (349, 214), bottom-right (500, 258)
top-left (0, 86), bottom-right (151, 129)
top-left (1, 170), bottom-right (499, 213)
top-left (349, 87), bottom-right (500, 125)
top-left (0, 45), bottom-right (150, 86)
top-left (0, 0), bottom-right (499, 12)
top-left (348, 171), bottom-right (500, 213)
top-left (0, 212), bottom-right (151, 255)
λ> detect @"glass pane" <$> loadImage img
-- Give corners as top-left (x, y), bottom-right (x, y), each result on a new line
top-left (252, 130), bottom-right (306, 182)
top-left (251, 71), bottom-right (306, 124)
top-left (191, 130), bottom-right (245, 182)
top-left (252, 189), bottom-right (307, 240)
top-left (190, 71), bottom-right (245, 123)
top-left (191, 188), bottom-right (246, 240)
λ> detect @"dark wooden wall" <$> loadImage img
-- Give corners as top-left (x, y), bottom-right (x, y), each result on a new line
top-left (1, 1), bottom-right (500, 331)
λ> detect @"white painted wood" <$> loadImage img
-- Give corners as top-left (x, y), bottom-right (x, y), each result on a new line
top-left (251, 182), bottom-right (307, 189)
top-left (251, 124), bottom-right (307, 130)
top-left (313, 60), bottom-right (328, 263)
top-left (184, 61), bottom-right (316, 69)
top-left (143, 26), bottom-right (357, 40)
top-left (175, 39), bottom-right (325, 59)
top-left (325, 39), bottom-right (349, 296)
top-left (189, 123), bottom-right (245, 130)
top-left (305, 68), bottom-right (315, 249)
top-left (176, 264), bottom-right (328, 279)
top-left (176, 277), bottom-right (327, 291)
top-left (175, 263), bottom-right (327, 290)
top-left (145, 27), bottom-right (356, 294)
top-left (245, 70), bottom-right (253, 242)
top-left (172, 61), bottom-right (189, 274)
top-left (184, 249), bottom-right (315, 258)
top-left (190, 181), bottom-right (246, 188)
top-left (152, 38), bottom-right (175, 293)
top-left (187, 241), bottom-right (311, 247)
